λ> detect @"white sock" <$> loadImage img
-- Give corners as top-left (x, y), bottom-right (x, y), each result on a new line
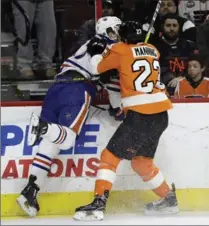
top-left (30, 139), bottom-right (59, 188)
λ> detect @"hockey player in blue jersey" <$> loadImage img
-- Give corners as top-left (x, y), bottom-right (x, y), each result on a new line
top-left (16, 16), bottom-right (122, 217)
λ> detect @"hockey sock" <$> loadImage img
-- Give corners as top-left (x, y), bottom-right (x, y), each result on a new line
top-left (131, 156), bottom-right (170, 198)
top-left (30, 139), bottom-right (60, 188)
top-left (41, 123), bottom-right (76, 150)
top-left (94, 149), bottom-right (121, 196)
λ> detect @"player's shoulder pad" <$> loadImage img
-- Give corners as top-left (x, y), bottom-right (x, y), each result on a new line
top-left (111, 42), bottom-right (126, 51)
top-left (101, 42), bottom-right (119, 58)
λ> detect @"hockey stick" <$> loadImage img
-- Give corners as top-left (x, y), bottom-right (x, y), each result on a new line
top-left (1, 77), bottom-right (87, 86)
top-left (144, 0), bottom-right (162, 43)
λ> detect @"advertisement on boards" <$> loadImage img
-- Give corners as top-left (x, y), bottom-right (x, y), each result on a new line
top-left (1, 106), bottom-right (121, 181)
top-left (1, 103), bottom-right (209, 193)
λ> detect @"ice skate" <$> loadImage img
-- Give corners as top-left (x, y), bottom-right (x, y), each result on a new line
top-left (73, 191), bottom-right (109, 221)
top-left (27, 112), bottom-right (48, 146)
top-left (16, 175), bottom-right (40, 217)
top-left (144, 183), bottom-right (179, 215)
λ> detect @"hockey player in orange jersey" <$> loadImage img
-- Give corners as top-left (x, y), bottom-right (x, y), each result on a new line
top-left (73, 21), bottom-right (179, 221)
top-left (174, 54), bottom-right (209, 98)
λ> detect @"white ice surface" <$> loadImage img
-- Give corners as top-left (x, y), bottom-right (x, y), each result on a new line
top-left (1, 212), bottom-right (209, 225)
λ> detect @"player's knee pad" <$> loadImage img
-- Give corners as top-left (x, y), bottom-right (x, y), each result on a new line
top-left (57, 127), bottom-right (76, 150)
top-left (131, 156), bottom-right (156, 178)
top-left (97, 148), bottom-right (121, 184)
top-left (131, 156), bottom-right (165, 189)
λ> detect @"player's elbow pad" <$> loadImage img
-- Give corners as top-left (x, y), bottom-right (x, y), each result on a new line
top-left (90, 55), bottom-right (103, 74)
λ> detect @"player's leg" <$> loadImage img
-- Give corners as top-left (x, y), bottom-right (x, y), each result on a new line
top-left (27, 89), bottom-right (91, 186)
top-left (16, 140), bottom-right (59, 217)
top-left (29, 87), bottom-right (91, 183)
top-left (129, 110), bottom-right (179, 215)
top-left (131, 157), bottom-right (178, 215)
top-left (17, 84), bottom-right (91, 217)
top-left (73, 110), bottom-right (178, 220)
top-left (17, 84), bottom-right (62, 217)
top-left (74, 148), bottom-right (121, 220)
top-left (74, 112), bottom-right (137, 220)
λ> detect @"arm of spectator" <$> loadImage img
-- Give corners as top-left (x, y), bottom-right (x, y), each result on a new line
top-left (173, 81), bottom-right (180, 98)
top-left (182, 19), bottom-right (195, 31)
top-left (182, 22), bottom-right (196, 42)
top-left (178, 0), bottom-right (188, 20)
top-left (168, 76), bottom-right (184, 88)
top-left (142, 23), bottom-right (155, 34)
top-left (78, 19), bottom-right (95, 45)
top-left (161, 68), bottom-right (175, 85)
top-left (190, 40), bottom-right (199, 53)
top-left (197, 21), bottom-right (209, 65)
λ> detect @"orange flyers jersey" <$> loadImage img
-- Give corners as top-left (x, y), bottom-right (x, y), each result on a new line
top-left (174, 77), bottom-right (209, 98)
top-left (91, 42), bottom-right (172, 114)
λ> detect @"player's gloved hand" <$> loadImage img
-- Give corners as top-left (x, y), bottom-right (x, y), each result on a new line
top-left (108, 105), bottom-right (125, 121)
top-left (87, 35), bottom-right (107, 57)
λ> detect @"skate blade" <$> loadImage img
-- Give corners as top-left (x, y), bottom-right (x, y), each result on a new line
top-left (27, 112), bottom-right (39, 146)
top-left (144, 206), bottom-right (179, 216)
top-left (73, 210), bottom-right (104, 221)
top-left (16, 195), bottom-right (37, 217)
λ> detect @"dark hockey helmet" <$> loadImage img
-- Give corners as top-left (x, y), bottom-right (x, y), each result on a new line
top-left (119, 21), bottom-right (145, 44)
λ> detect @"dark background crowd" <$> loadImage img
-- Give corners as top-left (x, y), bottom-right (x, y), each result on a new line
top-left (1, 0), bottom-right (209, 101)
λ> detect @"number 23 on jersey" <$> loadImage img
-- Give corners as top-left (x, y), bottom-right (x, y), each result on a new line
top-left (132, 59), bottom-right (165, 93)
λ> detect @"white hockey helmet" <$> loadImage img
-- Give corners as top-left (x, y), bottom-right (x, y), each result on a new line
top-left (96, 16), bottom-right (122, 42)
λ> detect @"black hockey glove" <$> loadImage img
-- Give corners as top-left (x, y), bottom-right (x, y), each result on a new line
top-left (87, 35), bottom-right (107, 57)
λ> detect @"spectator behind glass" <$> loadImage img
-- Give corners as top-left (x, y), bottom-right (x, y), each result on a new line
top-left (142, 0), bottom-right (196, 42)
top-left (174, 54), bottom-right (209, 98)
top-left (69, 0), bottom-right (126, 55)
top-left (133, 0), bottom-right (157, 23)
top-left (152, 14), bottom-right (198, 96)
top-left (197, 14), bottom-right (209, 67)
top-left (178, 0), bottom-right (209, 25)
top-left (12, 0), bottom-right (57, 80)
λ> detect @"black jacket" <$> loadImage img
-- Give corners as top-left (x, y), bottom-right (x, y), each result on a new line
top-left (197, 21), bottom-right (209, 66)
top-left (153, 38), bottom-right (198, 84)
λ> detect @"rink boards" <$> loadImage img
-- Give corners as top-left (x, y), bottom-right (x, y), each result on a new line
top-left (1, 102), bottom-right (209, 217)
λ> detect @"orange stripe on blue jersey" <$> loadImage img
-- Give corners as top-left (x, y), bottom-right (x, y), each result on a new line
top-left (70, 91), bottom-right (91, 134)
